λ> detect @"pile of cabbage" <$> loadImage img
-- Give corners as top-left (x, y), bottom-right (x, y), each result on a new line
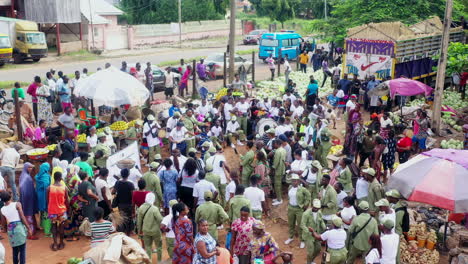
top-left (440, 139), bottom-right (464, 149)
top-left (406, 91), bottom-right (468, 109)
top-left (255, 68), bottom-right (335, 99)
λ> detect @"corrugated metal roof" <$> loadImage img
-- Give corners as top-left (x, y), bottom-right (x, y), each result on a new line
top-left (81, 0), bottom-right (123, 25)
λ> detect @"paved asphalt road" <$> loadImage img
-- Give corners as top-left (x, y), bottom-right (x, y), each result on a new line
top-left (0, 45), bottom-right (257, 82)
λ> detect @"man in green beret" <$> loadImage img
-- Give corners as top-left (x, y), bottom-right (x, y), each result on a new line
top-left (386, 189), bottom-right (407, 236)
top-left (182, 109), bottom-right (206, 150)
top-left (142, 162), bottom-right (163, 208)
top-left (363, 167), bottom-right (384, 215)
top-left (301, 199), bottom-right (326, 264)
top-left (204, 164), bottom-right (221, 204)
top-left (346, 201), bottom-right (379, 264)
top-left (94, 132), bottom-right (111, 169)
top-left (240, 141), bottom-right (255, 185)
top-left (228, 185), bottom-right (251, 223)
top-left (195, 191), bottom-right (229, 242)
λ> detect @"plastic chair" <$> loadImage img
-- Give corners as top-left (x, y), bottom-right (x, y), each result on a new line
top-left (77, 108), bottom-right (97, 127)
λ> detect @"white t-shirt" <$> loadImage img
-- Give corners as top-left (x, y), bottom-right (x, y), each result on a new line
top-left (244, 187), bottom-right (265, 211)
top-left (275, 125), bottom-right (291, 137)
top-left (95, 178), bottom-right (111, 202)
top-left (380, 233), bottom-right (399, 264)
top-left (337, 191), bottom-right (348, 209)
top-left (170, 155), bottom-right (188, 172)
top-left (166, 117), bottom-right (180, 131)
top-left (161, 214), bottom-right (175, 238)
top-left (288, 187), bottom-right (298, 206)
top-left (226, 121), bottom-right (240, 133)
top-left (321, 229), bottom-right (347, 249)
top-left (169, 127), bottom-right (188, 143)
top-left (209, 126), bottom-right (222, 137)
top-left (0, 173), bottom-right (4, 190)
top-left (283, 94), bottom-right (297, 104)
top-left (380, 118), bottom-right (393, 129)
top-left (356, 177), bottom-right (369, 200)
top-left (129, 167), bottom-right (143, 189)
top-left (206, 154), bottom-right (227, 184)
top-left (365, 248), bottom-right (381, 264)
top-left (225, 181), bottom-right (236, 202)
top-left (290, 159), bottom-right (307, 174)
top-left (341, 206), bottom-right (357, 229)
top-left (0, 148), bottom-right (20, 168)
top-left (197, 104), bottom-right (212, 116)
top-left (370, 95), bottom-right (379, 107)
top-left (304, 125), bottom-right (315, 146)
top-left (258, 101), bottom-right (271, 111)
top-left (302, 169), bottom-right (317, 184)
top-left (1, 202), bottom-right (20, 222)
top-left (336, 89), bottom-right (345, 99)
top-left (379, 209), bottom-right (396, 233)
top-left (269, 107), bottom-right (279, 117)
top-left (143, 122), bottom-right (161, 147)
top-left (346, 100), bottom-right (356, 111)
top-left (235, 102), bottom-right (250, 114)
top-left (87, 134), bottom-right (98, 148)
top-left (224, 103), bottom-right (234, 120)
top-left (291, 105), bottom-right (304, 119)
top-left (193, 179), bottom-right (217, 205)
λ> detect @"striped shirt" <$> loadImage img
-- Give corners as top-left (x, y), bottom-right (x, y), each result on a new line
top-left (86, 221), bottom-right (115, 246)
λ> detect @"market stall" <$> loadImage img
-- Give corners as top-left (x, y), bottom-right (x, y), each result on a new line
top-left (387, 149), bottom-right (468, 264)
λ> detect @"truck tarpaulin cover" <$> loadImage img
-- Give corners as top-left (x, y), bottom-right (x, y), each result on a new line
top-left (345, 39), bottom-right (395, 80)
top-left (394, 58), bottom-right (437, 79)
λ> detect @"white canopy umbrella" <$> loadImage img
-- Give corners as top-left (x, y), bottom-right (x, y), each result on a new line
top-left (74, 66), bottom-right (150, 107)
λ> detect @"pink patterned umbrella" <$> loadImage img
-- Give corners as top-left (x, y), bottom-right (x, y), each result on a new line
top-left (388, 78), bottom-right (434, 98)
top-left (387, 149), bottom-right (468, 212)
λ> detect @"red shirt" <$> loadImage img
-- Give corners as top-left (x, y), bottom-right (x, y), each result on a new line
top-left (132, 190), bottom-right (150, 208)
top-left (397, 136), bottom-right (412, 152)
top-left (27, 82), bottom-right (38, 103)
top-left (460, 72), bottom-right (468, 86)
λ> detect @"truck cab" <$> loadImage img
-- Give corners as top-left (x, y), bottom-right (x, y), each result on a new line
top-left (258, 32), bottom-right (302, 61)
top-left (0, 34), bottom-right (12, 66)
top-left (14, 21), bottom-right (47, 63)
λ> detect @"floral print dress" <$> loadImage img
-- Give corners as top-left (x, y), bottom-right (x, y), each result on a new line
top-left (231, 217), bottom-right (255, 256)
top-left (173, 217), bottom-right (194, 264)
top-left (36, 84), bottom-right (53, 126)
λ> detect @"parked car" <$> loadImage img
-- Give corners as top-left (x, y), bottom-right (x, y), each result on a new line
top-left (204, 53), bottom-right (252, 78)
top-left (127, 63), bottom-right (180, 92)
top-left (243, 29), bottom-right (268, 45)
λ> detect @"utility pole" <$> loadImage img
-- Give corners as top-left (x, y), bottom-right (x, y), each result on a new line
top-left (178, 0), bottom-right (182, 49)
top-left (89, 0), bottom-right (95, 50)
top-left (432, 0), bottom-right (453, 135)
top-left (324, 0), bottom-right (328, 20)
top-left (228, 0), bottom-right (236, 83)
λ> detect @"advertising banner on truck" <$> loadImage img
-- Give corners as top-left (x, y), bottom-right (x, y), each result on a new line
top-left (344, 39), bottom-right (396, 80)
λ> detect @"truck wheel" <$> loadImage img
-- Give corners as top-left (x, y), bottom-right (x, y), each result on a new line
top-left (32, 58), bottom-right (41, 62)
top-left (13, 54), bottom-right (22, 64)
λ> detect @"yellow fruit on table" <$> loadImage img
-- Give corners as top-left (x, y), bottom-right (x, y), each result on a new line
top-left (77, 134), bottom-right (87, 143)
top-left (110, 121), bottom-right (128, 131)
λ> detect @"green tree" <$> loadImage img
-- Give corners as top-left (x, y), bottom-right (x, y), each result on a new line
top-left (433, 42), bottom-right (468, 76)
top-left (263, 0), bottom-right (295, 28)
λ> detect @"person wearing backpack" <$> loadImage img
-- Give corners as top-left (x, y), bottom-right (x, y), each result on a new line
top-left (346, 201), bottom-right (379, 264)
top-left (386, 189), bottom-right (409, 235)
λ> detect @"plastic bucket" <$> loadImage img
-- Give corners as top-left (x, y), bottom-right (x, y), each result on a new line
top-left (426, 241), bottom-right (435, 250)
top-left (417, 239), bottom-right (426, 248)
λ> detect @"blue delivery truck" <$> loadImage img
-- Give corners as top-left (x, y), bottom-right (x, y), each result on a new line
top-left (258, 32), bottom-right (302, 61)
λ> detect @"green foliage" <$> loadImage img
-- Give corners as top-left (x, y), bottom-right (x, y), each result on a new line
top-left (262, 0), bottom-right (296, 28)
top-left (433, 42), bottom-right (468, 75)
top-left (121, 0), bottom-right (223, 24)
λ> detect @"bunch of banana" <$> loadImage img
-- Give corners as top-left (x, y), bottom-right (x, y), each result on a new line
top-left (46, 144), bottom-right (57, 151)
top-left (77, 134), bottom-right (87, 143)
top-left (216, 88), bottom-right (228, 101)
top-left (329, 145), bottom-right (343, 155)
top-left (127, 120), bottom-right (136, 128)
top-left (110, 121), bottom-right (128, 131)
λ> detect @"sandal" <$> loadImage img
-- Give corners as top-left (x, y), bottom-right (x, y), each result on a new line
top-left (58, 243), bottom-right (65, 250)
top-left (50, 244), bottom-right (58, 251)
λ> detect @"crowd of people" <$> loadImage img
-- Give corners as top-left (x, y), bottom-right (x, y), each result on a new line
top-left (0, 55), bottom-right (440, 264)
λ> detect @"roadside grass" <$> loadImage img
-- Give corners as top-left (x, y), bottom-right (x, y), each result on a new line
top-left (157, 56), bottom-right (205, 67)
top-left (0, 81), bottom-right (29, 90)
top-left (236, 48), bottom-right (257, 55)
top-left (60, 49), bottom-right (101, 61)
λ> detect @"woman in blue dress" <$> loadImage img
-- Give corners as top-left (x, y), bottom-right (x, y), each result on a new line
top-left (158, 158), bottom-right (178, 214)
